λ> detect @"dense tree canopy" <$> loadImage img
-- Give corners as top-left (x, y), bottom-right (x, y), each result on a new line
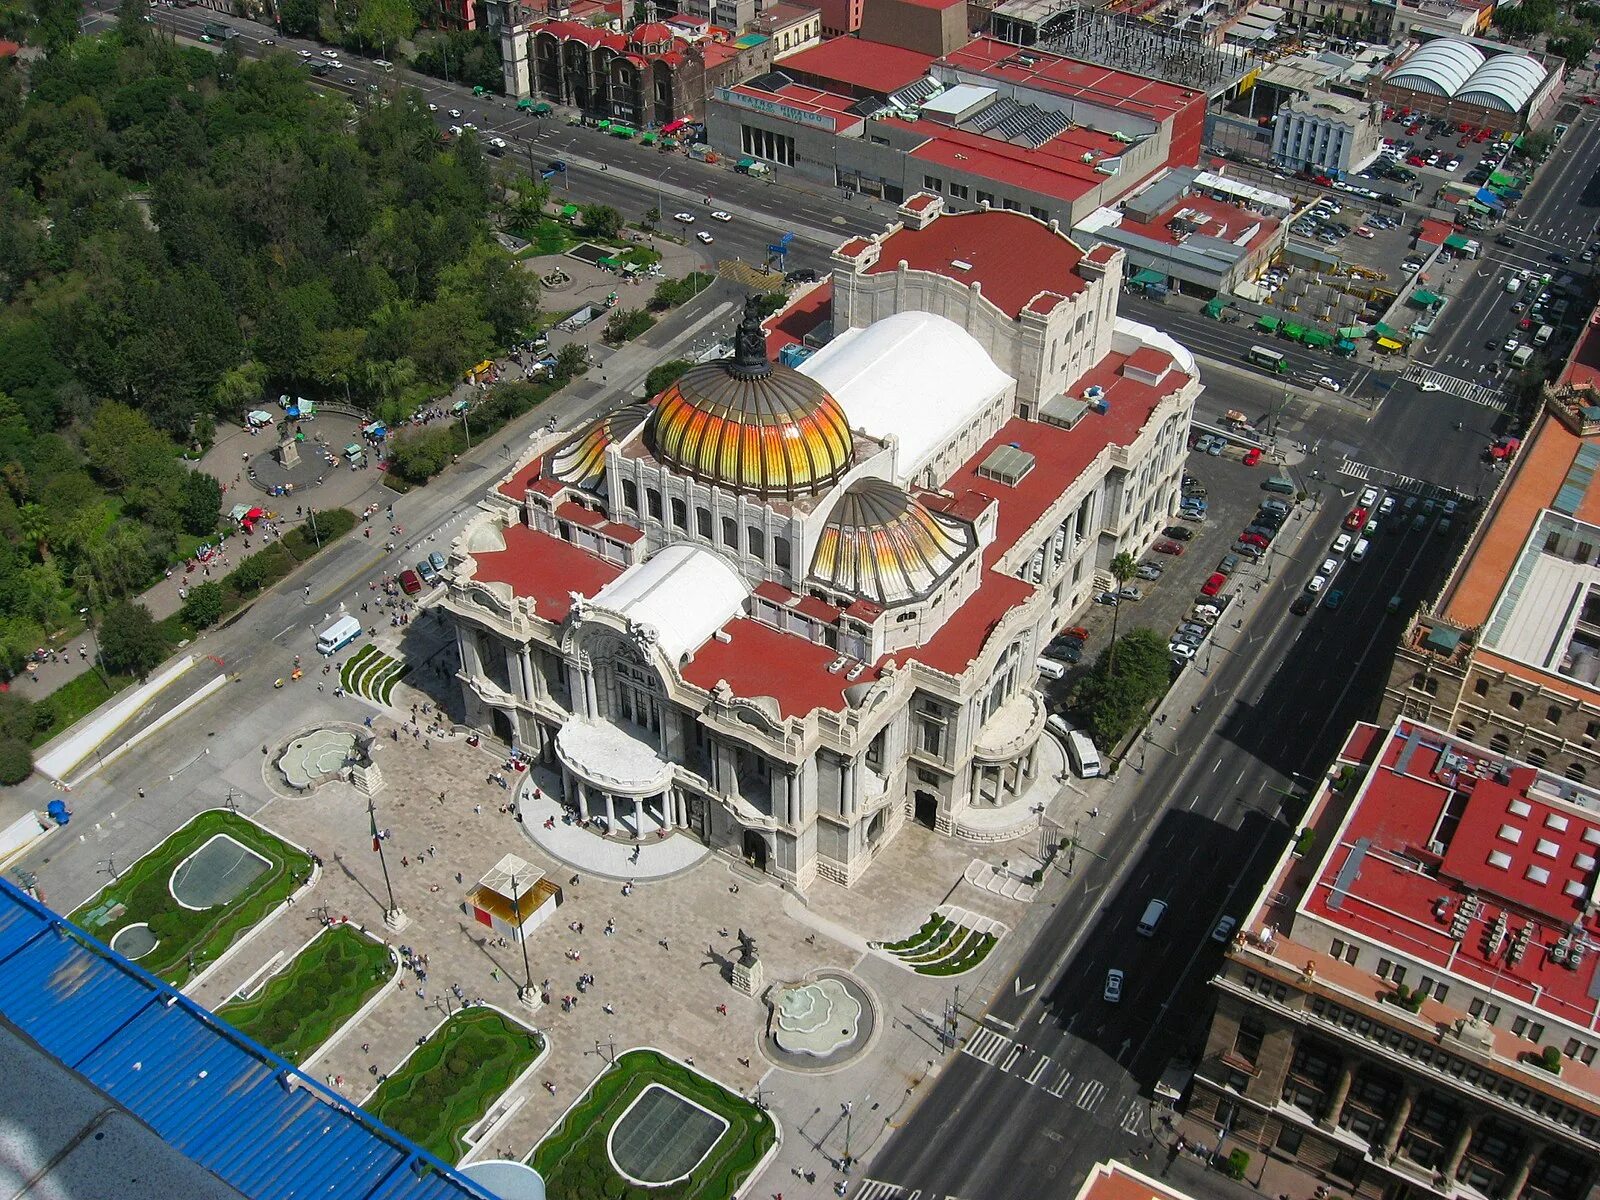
top-left (0, 28), bottom-right (538, 674)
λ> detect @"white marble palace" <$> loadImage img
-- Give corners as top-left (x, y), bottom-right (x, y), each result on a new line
top-left (439, 195), bottom-right (1201, 889)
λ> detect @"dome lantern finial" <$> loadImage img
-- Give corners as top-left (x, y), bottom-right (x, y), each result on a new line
top-left (730, 294), bottom-right (773, 380)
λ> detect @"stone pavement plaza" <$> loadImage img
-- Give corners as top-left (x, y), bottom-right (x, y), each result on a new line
top-left (185, 711), bottom-right (1058, 1184)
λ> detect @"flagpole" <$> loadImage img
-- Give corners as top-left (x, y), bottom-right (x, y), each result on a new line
top-left (368, 795), bottom-right (407, 930)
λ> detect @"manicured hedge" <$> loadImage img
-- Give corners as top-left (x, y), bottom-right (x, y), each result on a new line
top-left (218, 924), bottom-right (393, 1063)
top-left (70, 810), bottom-right (311, 987)
top-left (531, 1049), bottom-right (774, 1200)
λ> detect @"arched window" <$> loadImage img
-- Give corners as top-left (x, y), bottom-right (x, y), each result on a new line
top-left (1490, 732), bottom-right (1511, 754)
top-left (1566, 762), bottom-right (1588, 783)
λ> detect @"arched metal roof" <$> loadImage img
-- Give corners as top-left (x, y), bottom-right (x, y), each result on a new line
top-left (1457, 54), bottom-right (1546, 112)
top-left (1388, 39), bottom-right (1484, 97)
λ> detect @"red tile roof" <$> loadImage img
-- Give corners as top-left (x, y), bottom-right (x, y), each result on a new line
top-left (1303, 720), bottom-right (1600, 1030)
top-left (940, 37), bottom-right (1194, 122)
top-left (469, 524), bottom-right (623, 624)
top-left (764, 280), bottom-right (833, 356)
top-left (868, 210), bottom-right (1087, 319)
top-left (1085, 244), bottom-right (1119, 266)
top-left (1415, 217), bottom-right (1454, 246)
top-left (1124, 346), bottom-right (1171, 377)
top-left (680, 617), bottom-right (869, 718)
top-left (727, 81), bottom-right (860, 132)
top-left (774, 35), bottom-right (936, 94)
top-left (1560, 306), bottom-right (1600, 389)
top-left (1115, 194), bottom-right (1280, 252)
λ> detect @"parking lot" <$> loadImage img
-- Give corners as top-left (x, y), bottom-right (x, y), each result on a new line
top-left (1038, 440), bottom-right (1317, 711)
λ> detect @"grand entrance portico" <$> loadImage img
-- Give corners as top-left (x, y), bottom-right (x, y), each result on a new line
top-left (554, 717), bottom-right (680, 839)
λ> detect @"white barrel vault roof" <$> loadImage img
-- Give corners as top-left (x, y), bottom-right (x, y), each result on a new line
top-left (591, 544), bottom-right (750, 663)
top-left (1457, 54), bottom-right (1546, 112)
top-left (1389, 39), bottom-right (1484, 97)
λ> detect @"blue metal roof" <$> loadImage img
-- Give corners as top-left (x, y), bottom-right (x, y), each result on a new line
top-left (0, 881), bottom-right (500, 1200)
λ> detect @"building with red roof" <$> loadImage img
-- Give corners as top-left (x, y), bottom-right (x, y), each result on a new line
top-left (1379, 317), bottom-right (1600, 785)
top-left (707, 33), bottom-right (1204, 229)
top-left (1073, 166), bottom-right (1287, 297)
top-left (439, 198), bottom-right (1198, 891)
top-left (1194, 715), bottom-right (1600, 1200)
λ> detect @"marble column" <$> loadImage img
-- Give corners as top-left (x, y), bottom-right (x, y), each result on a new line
top-left (604, 792), bottom-right (615, 830)
top-left (1440, 1112), bottom-right (1481, 1185)
top-left (1319, 1059), bottom-right (1356, 1130)
top-left (1379, 1083), bottom-right (1418, 1160)
top-left (575, 778), bottom-right (589, 820)
top-left (1498, 1136), bottom-right (1544, 1200)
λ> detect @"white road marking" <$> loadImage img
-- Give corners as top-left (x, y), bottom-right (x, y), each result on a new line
top-left (1025, 1054), bottom-right (1052, 1085)
top-left (1077, 1080), bottom-right (1108, 1111)
top-left (961, 1027), bottom-right (1012, 1064)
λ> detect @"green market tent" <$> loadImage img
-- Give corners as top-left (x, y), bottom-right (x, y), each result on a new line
top-left (534, 102), bottom-right (553, 114)
top-left (1373, 322), bottom-right (1401, 340)
top-left (1489, 170), bottom-right (1516, 189)
top-left (1334, 339), bottom-right (1357, 356)
top-left (1412, 290), bottom-right (1443, 306)
top-left (1303, 330), bottom-right (1334, 348)
top-left (1130, 268), bottom-right (1166, 286)
top-left (1205, 298), bottom-right (1227, 318)
top-left (1337, 326), bottom-right (1365, 339)
top-left (1256, 314), bottom-right (1281, 332)
top-left (1443, 233), bottom-right (1470, 251)
top-left (1282, 322), bottom-right (1308, 342)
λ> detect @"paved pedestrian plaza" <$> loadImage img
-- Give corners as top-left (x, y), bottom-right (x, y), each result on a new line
top-left (184, 704), bottom-right (1054, 1184)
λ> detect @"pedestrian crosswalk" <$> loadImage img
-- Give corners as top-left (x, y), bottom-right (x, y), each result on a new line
top-left (1337, 459), bottom-right (1470, 505)
top-left (1399, 366), bottom-right (1504, 407)
top-left (958, 1029), bottom-right (1118, 1114)
top-left (854, 1181), bottom-right (971, 1200)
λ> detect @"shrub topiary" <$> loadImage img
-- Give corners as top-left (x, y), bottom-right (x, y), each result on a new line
top-left (0, 736), bottom-right (32, 784)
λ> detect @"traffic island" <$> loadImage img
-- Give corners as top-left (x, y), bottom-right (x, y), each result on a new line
top-left (530, 1048), bottom-right (776, 1200)
top-left (70, 809), bottom-right (314, 988)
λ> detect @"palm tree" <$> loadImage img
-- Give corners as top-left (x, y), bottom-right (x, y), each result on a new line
top-left (1107, 551), bottom-right (1139, 672)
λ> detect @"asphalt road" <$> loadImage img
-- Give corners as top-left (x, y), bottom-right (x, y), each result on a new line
top-left (865, 479), bottom-right (1470, 1200)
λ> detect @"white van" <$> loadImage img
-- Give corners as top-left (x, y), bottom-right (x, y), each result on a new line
top-left (1351, 538), bottom-right (1370, 562)
top-left (1047, 713), bottom-right (1074, 738)
top-left (1036, 657), bottom-right (1066, 681)
top-left (1065, 730), bottom-right (1102, 778)
top-left (316, 615), bottom-right (362, 656)
top-left (1534, 324), bottom-right (1553, 346)
top-left (1137, 899), bottom-right (1168, 936)
top-left (374, 58), bottom-right (394, 72)
top-left (1504, 275), bottom-right (1521, 294)
top-left (1511, 345), bottom-right (1535, 368)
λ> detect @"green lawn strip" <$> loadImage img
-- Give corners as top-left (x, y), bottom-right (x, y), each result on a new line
top-left (217, 925), bottom-right (393, 1063)
top-left (348, 649), bottom-right (386, 694)
top-left (69, 810), bottom-right (312, 987)
top-left (531, 1049), bottom-right (775, 1200)
top-left (376, 663), bottom-right (411, 705)
top-left (340, 644), bottom-right (378, 691)
top-left (915, 932), bottom-right (998, 977)
top-left (366, 1008), bottom-right (543, 1164)
top-left (879, 913), bottom-right (946, 955)
top-left (901, 925), bottom-right (974, 966)
top-left (365, 656), bottom-right (400, 695)
top-left (891, 923), bottom-right (958, 962)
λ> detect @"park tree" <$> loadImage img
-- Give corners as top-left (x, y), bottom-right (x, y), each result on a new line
top-left (1105, 551), bottom-right (1138, 669)
top-left (181, 580), bottom-right (225, 629)
top-left (278, 0), bottom-right (321, 38)
top-left (644, 359), bottom-right (692, 399)
top-left (582, 204), bottom-right (624, 240)
top-left (177, 471), bottom-right (222, 537)
top-left (355, 0), bottom-right (416, 57)
top-left (99, 600), bottom-right (167, 679)
top-left (553, 343), bottom-right (589, 382)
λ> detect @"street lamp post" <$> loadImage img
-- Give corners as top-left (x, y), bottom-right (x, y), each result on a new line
top-left (511, 867), bottom-right (539, 1009)
top-left (368, 796), bottom-right (407, 930)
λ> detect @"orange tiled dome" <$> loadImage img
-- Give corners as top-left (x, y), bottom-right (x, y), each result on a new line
top-left (645, 297), bottom-right (853, 498)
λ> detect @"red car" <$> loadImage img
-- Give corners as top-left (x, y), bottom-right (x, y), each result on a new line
top-left (1200, 573), bottom-right (1226, 598)
top-left (1243, 446), bottom-right (1262, 466)
top-left (1239, 532), bottom-right (1269, 549)
top-left (1154, 540), bottom-right (1185, 555)
top-left (399, 569), bottom-right (422, 595)
top-left (1583, 96), bottom-right (1599, 106)
top-left (1406, 154), bottom-right (1426, 167)
top-left (1059, 625), bottom-right (1090, 642)
top-left (1344, 506), bottom-right (1369, 532)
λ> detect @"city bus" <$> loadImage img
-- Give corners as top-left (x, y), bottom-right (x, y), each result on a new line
top-left (1246, 345), bottom-right (1287, 373)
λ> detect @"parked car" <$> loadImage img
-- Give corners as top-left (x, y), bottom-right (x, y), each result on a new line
top-left (1118, 585), bottom-right (1144, 602)
top-left (1200, 573), bottom-right (1226, 597)
top-left (1162, 525), bottom-right (1194, 541)
top-left (1136, 563), bottom-right (1163, 581)
top-left (399, 569), bottom-right (422, 595)
top-left (1243, 447), bottom-right (1262, 466)
top-left (1217, 553), bottom-right (1240, 576)
top-left (415, 559), bottom-right (439, 585)
top-left (1344, 507), bottom-right (1368, 531)
top-left (1153, 540), bottom-right (1184, 555)
top-left (1211, 916), bottom-right (1238, 943)
top-left (1231, 542), bottom-right (1263, 560)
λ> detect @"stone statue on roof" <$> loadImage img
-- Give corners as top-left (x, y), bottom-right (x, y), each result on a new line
top-left (730, 295), bottom-right (772, 378)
